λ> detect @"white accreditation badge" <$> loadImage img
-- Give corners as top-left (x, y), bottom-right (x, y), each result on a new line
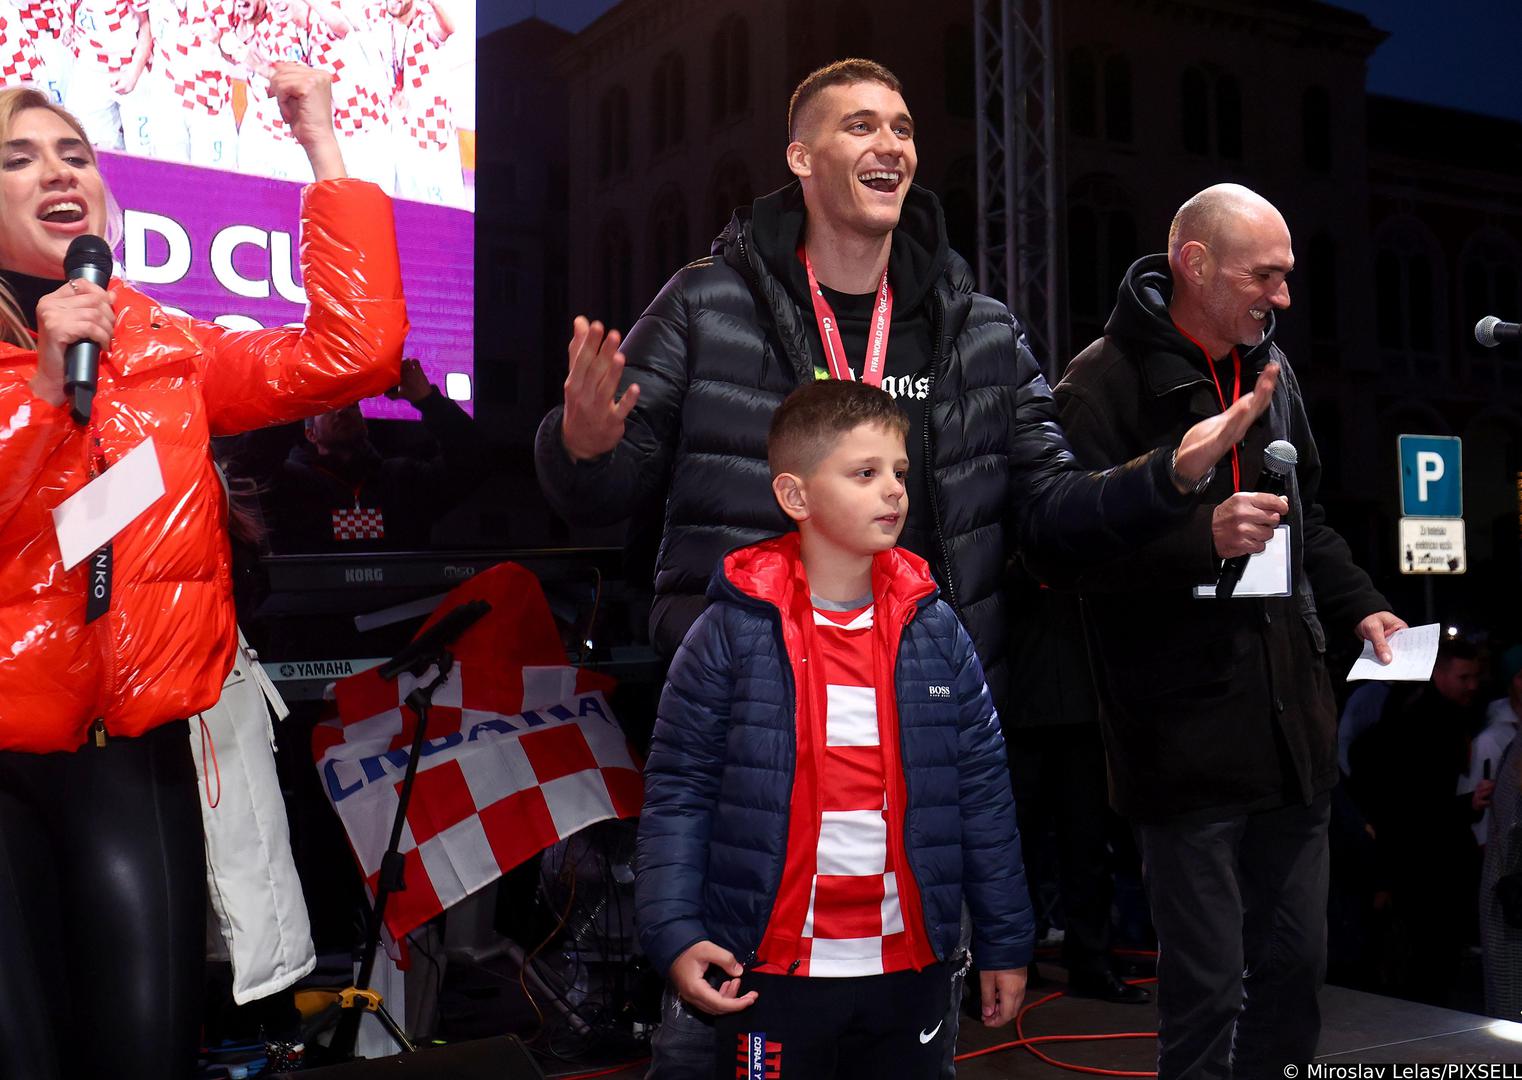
top-left (1193, 524), bottom-right (1293, 599)
top-left (51, 436), bottom-right (167, 570)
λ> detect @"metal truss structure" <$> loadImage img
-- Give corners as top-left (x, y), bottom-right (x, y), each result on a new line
top-left (973, 0), bottom-right (1061, 379)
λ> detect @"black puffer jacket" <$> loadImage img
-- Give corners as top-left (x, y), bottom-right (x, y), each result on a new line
top-left (536, 184), bottom-right (1189, 709)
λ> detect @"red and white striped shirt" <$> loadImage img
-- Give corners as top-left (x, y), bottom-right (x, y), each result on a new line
top-left (66, 0), bottom-right (142, 74)
top-left (754, 599), bottom-right (935, 978)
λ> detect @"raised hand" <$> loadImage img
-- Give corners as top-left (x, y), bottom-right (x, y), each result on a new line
top-left (561, 316), bottom-right (640, 462)
top-left (1174, 361), bottom-right (1280, 489)
top-left (269, 62), bottom-right (346, 180)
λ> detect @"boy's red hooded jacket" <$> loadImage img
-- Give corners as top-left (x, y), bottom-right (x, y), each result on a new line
top-left (635, 532), bottom-right (1033, 978)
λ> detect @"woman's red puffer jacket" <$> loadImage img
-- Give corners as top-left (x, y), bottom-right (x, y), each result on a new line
top-left (0, 179), bottom-right (407, 752)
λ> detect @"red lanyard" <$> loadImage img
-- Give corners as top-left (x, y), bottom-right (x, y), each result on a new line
top-left (1173, 322), bottom-right (1242, 492)
top-left (798, 243), bottom-right (893, 385)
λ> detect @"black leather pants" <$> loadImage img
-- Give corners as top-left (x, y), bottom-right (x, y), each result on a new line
top-left (0, 720), bottom-right (206, 1080)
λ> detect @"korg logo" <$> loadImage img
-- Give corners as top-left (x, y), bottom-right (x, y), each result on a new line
top-left (928, 685), bottom-right (952, 698)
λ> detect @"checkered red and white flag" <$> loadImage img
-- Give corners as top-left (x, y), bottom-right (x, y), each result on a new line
top-left (313, 563), bottom-right (641, 940)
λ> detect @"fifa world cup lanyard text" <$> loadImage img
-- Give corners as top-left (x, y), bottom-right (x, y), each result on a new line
top-left (800, 243), bottom-right (893, 385)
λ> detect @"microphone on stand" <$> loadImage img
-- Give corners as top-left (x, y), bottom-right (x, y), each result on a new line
top-left (62, 234), bottom-right (114, 425)
top-left (378, 599), bottom-right (492, 680)
top-left (1216, 439), bottom-right (1298, 600)
top-left (1475, 316), bottom-right (1522, 348)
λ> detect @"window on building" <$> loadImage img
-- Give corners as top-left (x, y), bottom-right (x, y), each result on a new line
top-left (1216, 74), bottom-right (1242, 160)
top-left (941, 156), bottom-right (978, 261)
top-left (1067, 48), bottom-right (1132, 143)
top-left (945, 24), bottom-right (974, 119)
top-left (492, 246), bottom-right (522, 309)
top-left (1066, 48), bottom-right (1097, 138)
top-left (598, 85), bottom-right (630, 179)
top-left (1306, 232), bottom-right (1338, 366)
top-left (1103, 54), bottom-right (1133, 143)
top-left (1180, 66), bottom-right (1242, 159)
top-left (833, 3), bottom-right (871, 60)
top-left (1459, 232), bottom-right (1522, 386)
top-left (709, 156), bottom-right (754, 236)
top-left (1374, 219), bottom-right (1445, 375)
top-left (1066, 177), bottom-right (1138, 354)
top-left (1180, 67), bottom-right (1209, 153)
top-left (1302, 86), bottom-right (1332, 172)
top-left (711, 15), bottom-right (750, 122)
top-left (650, 188), bottom-right (690, 287)
top-left (598, 216), bottom-right (634, 329)
top-left (651, 52), bottom-right (686, 152)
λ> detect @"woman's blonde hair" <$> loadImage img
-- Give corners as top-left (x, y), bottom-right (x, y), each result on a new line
top-left (0, 87), bottom-right (124, 348)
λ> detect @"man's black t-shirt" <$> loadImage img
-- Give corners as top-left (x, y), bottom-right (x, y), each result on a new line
top-left (813, 281), bottom-right (936, 560)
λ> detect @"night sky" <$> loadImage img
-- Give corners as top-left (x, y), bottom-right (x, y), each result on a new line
top-left (478, 0), bottom-right (1522, 123)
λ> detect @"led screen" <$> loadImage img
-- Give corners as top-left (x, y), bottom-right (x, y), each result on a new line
top-left (1, 0), bottom-right (476, 416)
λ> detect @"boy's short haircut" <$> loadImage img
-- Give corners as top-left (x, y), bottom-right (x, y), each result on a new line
top-left (768, 379), bottom-right (909, 479)
top-left (787, 58), bottom-right (903, 142)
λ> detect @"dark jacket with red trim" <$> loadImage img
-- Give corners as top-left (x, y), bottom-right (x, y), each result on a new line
top-left (1053, 255), bottom-right (1389, 823)
top-left (635, 533), bottom-right (1033, 978)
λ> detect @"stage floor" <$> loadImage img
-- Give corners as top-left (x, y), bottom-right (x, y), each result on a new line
top-left (559, 977), bottom-right (1522, 1078)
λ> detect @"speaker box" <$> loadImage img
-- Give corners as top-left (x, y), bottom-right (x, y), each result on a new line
top-left (267, 1035), bottom-right (546, 1078)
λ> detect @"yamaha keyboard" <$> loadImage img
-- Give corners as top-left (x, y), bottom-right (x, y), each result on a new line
top-left (251, 548), bottom-right (658, 700)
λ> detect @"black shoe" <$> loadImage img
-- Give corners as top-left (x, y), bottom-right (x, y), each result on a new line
top-left (1065, 969), bottom-right (1152, 1005)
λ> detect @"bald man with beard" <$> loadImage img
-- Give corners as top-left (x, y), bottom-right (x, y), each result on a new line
top-left (1050, 184), bottom-right (1405, 1078)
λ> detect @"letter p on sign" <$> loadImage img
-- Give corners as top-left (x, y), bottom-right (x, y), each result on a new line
top-left (1416, 451), bottom-right (1444, 501)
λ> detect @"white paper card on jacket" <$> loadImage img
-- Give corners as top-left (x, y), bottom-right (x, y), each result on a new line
top-left (1346, 622), bottom-right (1440, 682)
top-left (51, 437), bottom-right (166, 570)
top-left (1192, 525), bottom-right (1292, 599)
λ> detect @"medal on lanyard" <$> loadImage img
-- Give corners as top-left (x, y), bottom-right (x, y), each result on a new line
top-left (1173, 322), bottom-right (1244, 492)
top-left (798, 242), bottom-right (893, 386)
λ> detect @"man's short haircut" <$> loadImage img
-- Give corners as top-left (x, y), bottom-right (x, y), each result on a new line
top-left (787, 58), bottom-right (903, 142)
top-left (1437, 635), bottom-right (1480, 665)
top-left (768, 379), bottom-right (909, 478)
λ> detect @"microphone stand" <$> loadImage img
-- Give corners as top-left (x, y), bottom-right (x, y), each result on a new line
top-left (327, 601), bottom-right (491, 1060)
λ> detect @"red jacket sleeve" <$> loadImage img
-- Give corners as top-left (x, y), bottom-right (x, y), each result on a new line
top-left (0, 358), bottom-right (73, 533)
top-left (197, 179), bottom-right (409, 436)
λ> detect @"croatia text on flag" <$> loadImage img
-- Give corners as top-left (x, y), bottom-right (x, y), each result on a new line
top-left (312, 563), bottom-right (642, 940)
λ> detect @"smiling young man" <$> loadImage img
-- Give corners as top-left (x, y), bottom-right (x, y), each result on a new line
top-left (1051, 183), bottom-right (1404, 1078)
top-left (535, 62), bottom-right (1277, 1078)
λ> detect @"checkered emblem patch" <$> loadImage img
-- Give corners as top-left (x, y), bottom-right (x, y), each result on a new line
top-left (332, 507), bottom-right (384, 541)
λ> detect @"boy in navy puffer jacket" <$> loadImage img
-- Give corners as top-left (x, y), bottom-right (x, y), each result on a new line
top-left (636, 380), bottom-right (1032, 1079)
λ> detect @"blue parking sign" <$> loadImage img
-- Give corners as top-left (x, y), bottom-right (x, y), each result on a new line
top-left (1399, 435), bottom-right (1462, 518)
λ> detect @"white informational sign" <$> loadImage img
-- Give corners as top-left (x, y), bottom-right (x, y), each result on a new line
top-left (1398, 517), bottom-right (1467, 575)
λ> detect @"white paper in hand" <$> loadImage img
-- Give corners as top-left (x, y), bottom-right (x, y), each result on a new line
top-left (1346, 622), bottom-right (1440, 682)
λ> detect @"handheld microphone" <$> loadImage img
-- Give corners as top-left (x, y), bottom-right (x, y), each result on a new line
top-left (62, 234), bottom-right (114, 425)
top-left (1475, 316), bottom-right (1522, 348)
top-left (378, 599), bottom-right (492, 680)
top-left (1216, 439), bottom-right (1298, 600)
